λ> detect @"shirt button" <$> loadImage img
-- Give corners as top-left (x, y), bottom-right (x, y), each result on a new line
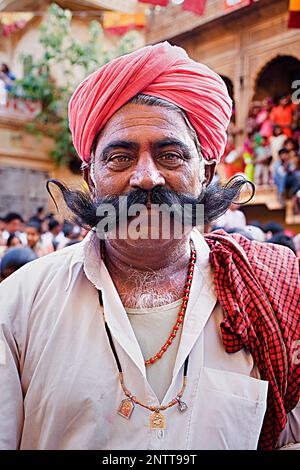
top-left (157, 429), bottom-right (165, 440)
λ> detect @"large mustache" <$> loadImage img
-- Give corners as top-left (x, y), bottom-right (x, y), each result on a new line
top-left (46, 184), bottom-right (203, 228)
top-left (46, 176), bottom-right (254, 230)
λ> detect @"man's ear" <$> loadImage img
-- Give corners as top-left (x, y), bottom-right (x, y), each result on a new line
top-left (83, 167), bottom-right (96, 196)
top-left (204, 160), bottom-right (217, 186)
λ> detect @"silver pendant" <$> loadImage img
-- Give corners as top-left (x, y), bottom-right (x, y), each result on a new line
top-left (177, 397), bottom-right (188, 413)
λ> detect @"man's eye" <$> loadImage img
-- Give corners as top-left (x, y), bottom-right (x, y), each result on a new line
top-left (110, 155), bottom-right (131, 162)
top-left (158, 153), bottom-right (183, 162)
top-left (107, 155), bottom-right (133, 166)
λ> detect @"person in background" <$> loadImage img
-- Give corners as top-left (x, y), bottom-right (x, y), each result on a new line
top-left (291, 188), bottom-right (300, 216)
top-left (243, 133), bottom-right (255, 183)
top-left (256, 97), bottom-right (273, 139)
top-left (267, 233), bottom-right (297, 256)
top-left (57, 224), bottom-right (83, 249)
top-left (2, 212), bottom-right (26, 244)
top-left (0, 63), bottom-right (16, 92)
top-left (293, 233), bottom-right (300, 258)
top-left (0, 217), bottom-right (5, 243)
top-left (29, 206), bottom-right (46, 225)
top-left (263, 222), bottom-right (284, 240)
top-left (41, 219), bottom-right (62, 251)
top-left (0, 220), bottom-right (6, 259)
top-left (270, 95), bottom-right (297, 138)
top-left (269, 126), bottom-right (286, 173)
top-left (213, 202), bottom-right (246, 230)
top-left (25, 221), bottom-right (53, 258)
top-left (0, 76), bottom-right (7, 106)
top-left (254, 135), bottom-right (272, 186)
top-left (6, 234), bottom-right (22, 249)
top-left (273, 147), bottom-right (290, 206)
top-left (222, 137), bottom-right (245, 179)
top-left (284, 137), bottom-right (299, 169)
top-left (246, 102), bottom-right (261, 135)
top-left (0, 247), bottom-right (37, 281)
top-left (244, 225), bottom-right (266, 243)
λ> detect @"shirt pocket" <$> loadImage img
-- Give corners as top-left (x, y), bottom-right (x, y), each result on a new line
top-left (190, 367), bottom-right (269, 450)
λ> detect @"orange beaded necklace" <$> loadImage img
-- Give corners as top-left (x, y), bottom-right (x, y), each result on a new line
top-left (145, 243), bottom-right (196, 366)
top-left (100, 240), bottom-right (196, 367)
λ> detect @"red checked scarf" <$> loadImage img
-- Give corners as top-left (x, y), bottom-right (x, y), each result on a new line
top-left (204, 230), bottom-right (300, 450)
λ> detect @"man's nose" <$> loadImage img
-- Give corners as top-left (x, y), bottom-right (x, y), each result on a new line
top-left (129, 155), bottom-right (165, 191)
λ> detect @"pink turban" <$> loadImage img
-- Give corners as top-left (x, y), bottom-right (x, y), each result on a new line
top-left (68, 42), bottom-right (232, 163)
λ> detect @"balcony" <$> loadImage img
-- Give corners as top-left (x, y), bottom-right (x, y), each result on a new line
top-left (0, 96), bottom-right (41, 122)
top-left (242, 185), bottom-right (300, 229)
top-left (145, 0), bottom-right (277, 44)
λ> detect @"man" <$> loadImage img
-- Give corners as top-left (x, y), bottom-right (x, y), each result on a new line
top-left (0, 43), bottom-right (299, 450)
top-left (213, 203), bottom-right (247, 230)
top-left (1, 212), bottom-right (26, 245)
top-left (0, 247), bottom-right (37, 281)
top-left (25, 221), bottom-right (53, 257)
top-left (29, 206), bottom-right (46, 225)
top-left (254, 135), bottom-right (272, 186)
top-left (41, 218), bottom-right (63, 251)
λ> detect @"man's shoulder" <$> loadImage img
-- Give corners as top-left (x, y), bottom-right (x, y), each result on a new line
top-left (206, 229), bottom-right (299, 278)
top-left (206, 230), bottom-right (299, 304)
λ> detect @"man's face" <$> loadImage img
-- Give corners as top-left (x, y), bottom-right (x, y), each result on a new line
top-left (26, 227), bottom-right (40, 248)
top-left (6, 218), bottom-right (21, 234)
top-left (279, 97), bottom-right (289, 107)
top-left (88, 103), bottom-right (212, 200)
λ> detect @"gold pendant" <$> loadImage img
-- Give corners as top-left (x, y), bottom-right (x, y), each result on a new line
top-left (117, 398), bottom-right (135, 419)
top-left (150, 410), bottom-right (166, 430)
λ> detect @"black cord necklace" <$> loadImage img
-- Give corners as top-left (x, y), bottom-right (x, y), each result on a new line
top-left (98, 289), bottom-right (190, 429)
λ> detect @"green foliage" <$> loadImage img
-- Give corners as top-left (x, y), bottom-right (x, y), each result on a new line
top-left (10, 3), bottom-right (139, 170)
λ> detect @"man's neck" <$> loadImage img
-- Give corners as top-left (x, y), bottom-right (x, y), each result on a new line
top-left (103, 235), bottom-right (192, 309)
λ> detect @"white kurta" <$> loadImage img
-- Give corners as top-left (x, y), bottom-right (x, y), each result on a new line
top-left (0, 229), bottom-right (298, 450)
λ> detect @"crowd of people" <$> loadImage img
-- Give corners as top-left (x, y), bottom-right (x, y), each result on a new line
top-left (222, 95), bottom-right (300, 212)
top-left (211, 203), bottom-right (300, 259)
top-left (0, 207), bottom-right (87, 280)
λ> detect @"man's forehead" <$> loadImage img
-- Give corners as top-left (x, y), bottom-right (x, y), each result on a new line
top-left (95, 103), bottom-right (195, 150)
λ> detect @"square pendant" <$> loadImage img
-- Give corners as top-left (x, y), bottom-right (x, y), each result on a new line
top-left (117, 399), bottom-right (135, 419)
top-left (150, 411), bottom-right (166, 430)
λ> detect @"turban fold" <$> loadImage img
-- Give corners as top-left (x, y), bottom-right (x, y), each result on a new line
top-left (68, 42), bottom-right (232, 163)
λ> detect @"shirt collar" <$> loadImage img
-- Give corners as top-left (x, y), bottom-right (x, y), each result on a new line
top-left (81, 228), bottom-right (212, 291)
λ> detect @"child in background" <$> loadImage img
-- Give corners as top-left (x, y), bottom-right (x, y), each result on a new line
top-left (273, 147), bottom-right (290, 206)
top-left (243, 133), bottom-right (255, 182)
top-left (269, 126), bottom-right (286, 175)
top-left (254, 135), bottom-right (272, 186)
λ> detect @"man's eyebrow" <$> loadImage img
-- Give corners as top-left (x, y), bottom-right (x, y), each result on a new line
top-left (100, 140), bottom-right (139, 158)
top-left (153, 139), bottom-right (191, 155)
top-left (99, 138), bottom-right (192, 159)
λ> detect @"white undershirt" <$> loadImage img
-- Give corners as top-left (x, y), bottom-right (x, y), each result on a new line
top-left (126, 298), bottom-right (184, 402)
top-left (126, 298), bottom-right (261, 403)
